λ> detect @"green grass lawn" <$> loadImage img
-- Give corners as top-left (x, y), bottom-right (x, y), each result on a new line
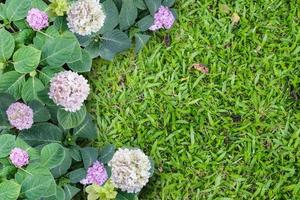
top-left (88, 0), bottom-right (300, 199)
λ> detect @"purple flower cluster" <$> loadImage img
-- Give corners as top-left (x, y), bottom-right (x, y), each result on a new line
top-left (6, 102), bottom-right (34, 130)
top-left (26, 8), bottom-right (49, 31)
top-left (49, 71), bottom-right (90, 112)
top-left (80, 161), bottom-right (108, 186)
top-left (9, 148), bottom-right (29, 168)
top-left (149, 6), bottom-right (175, 31)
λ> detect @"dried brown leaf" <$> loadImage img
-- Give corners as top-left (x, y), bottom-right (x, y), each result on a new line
top-left (231, 13), bottom-right (240, 24)
top-left (192, 63), bottom-right (209, 74)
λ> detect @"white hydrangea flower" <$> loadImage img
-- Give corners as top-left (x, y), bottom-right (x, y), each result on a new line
top-left (48, 71), bottom-right (90, 112)
top-left (67, 0), bottom-right (106, 36)
top-left (108, 148), bottom-right (151, 193)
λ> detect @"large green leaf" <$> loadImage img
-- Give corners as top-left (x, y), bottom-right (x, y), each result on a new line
top-left (6, 0), bottom-right (31, 21)
top-left (68, 168), bottom-right (86, 183)
top-left (101, 30), bottom-right (131, 54)
top-left (0, 28), bottom-right (15, 62)
top-left (135, 33), bottom-right (151, 53)
top-left (0, 180), bottom-right (21, 200)
top-left (62, 32), bottom-right (82, 63)
top-left (98, 144), bottom-right (115, 164)
top-left (28, 100), bottom-right (51, 123)
top-left (33, 26), bottom-right (60, 50)
top-left (54, 17), bottom-right (68, 34)
top-left (134, 0), bottom-right (147, 10)
top-left (0, 93), bottom-right (15, 129)
top-left (73, 113), bottom-right (97, 140)
top-left (119, 0), bottom-right (137, 30)
top-left (0, 3), bottom-right (6, 20)
top-left (0, 71), bottom-right (25, 99)
top-left (13, 46), bottom-right (41, 73)
top-left (162, 0), bottom-right (175, 7)
top-left (116, 192), bottom-right (138, 200)
top-left (31, 0), bottom-right (48, 11)
top-left (67, 49), bottom-right (92, 72)
top-left (64, 184), bottom-right (80, 200)
top-left (144, 0), bottom-right (161, 15)
top-left (20, 123), bottom-right (63, 146)
top-left (137, 15), bottom-right (154, 31)
top-left (51, 149), bottom-right (72, 178)
top-left (38, 66), bottom-right (64, 85)
top-left (80, 147), bottom-right (98, 169)
top-left (22, 175), bottom-right (53, 200)
top-left (41, 143), bottom-right (65, 169)
top-left (21, 77), bottom-right (45, 103)
top-left (0, 134), bottom-right (16, 158)
top-left (42, 33), bottom-right (78, 66)
top-left (100, 0), bottom-right (119, 34)
top-left (85, 41), bottom-right (101, 58)
top-left (45, 186), bottom-right (65, 200)
top-left (57, 106), bottom-right (87, 130)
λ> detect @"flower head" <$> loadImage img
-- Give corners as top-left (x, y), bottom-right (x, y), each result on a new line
top-left (67, 0), bottom-right (106, 36)
top-left (49, 71), bottom-right (90, 112)
top-left (49, 0), bottom-right (69, 16)
top-left (149, 6), bottom-right (175, 31)
top-left (26, 8), bottom-right (49, 30)
top-left (81, 161), bottom-right (108, 186)
top-left (86, 180), bottom-right (117, 200)
top-left (9, 148), bottom-right (29, 168)
top-left (6, 102), bottom-right (34, 130)
top-left (108, 148), bottom-right (151, 193)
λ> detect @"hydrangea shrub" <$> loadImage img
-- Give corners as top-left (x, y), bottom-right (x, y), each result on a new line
top-left (0, 0), bottom-right (176, 199)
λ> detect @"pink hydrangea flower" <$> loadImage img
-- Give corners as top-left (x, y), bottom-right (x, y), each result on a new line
top-left (26, 8), bottom-right (49, 31)
top-left (9, 148), bottom-right (29, 168)
top-left (149, 6), bottom-right (175, 31)
top-left (6, 102), bottom-right (34, 130)
top-left (49, 71), bottom-right (90, 112)
top-left (80, 161), bottom-right (108, 186)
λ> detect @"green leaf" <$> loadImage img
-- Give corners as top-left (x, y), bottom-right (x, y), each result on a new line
top-left (0, 93), bottom-right (15, 129)
top-left (134, 0), bottom-right (147, 10)
top-left (144, 0), bottom-right (161, 15)
top-left (14, 29), bottom-right (34, 45)
top-left (28, 100), bottom-right (51, 122)
top-left (33, 26), bottom-right (60, 50)
top-left (135, 33), bottom-right (151, 53)
top-left (69, 146), bottom-right (82, 162)
top-left (116, 192), bottom-right (138, 200)
top-left (45, 186), bottom-right (65, 200)
top-left (0, 71), bottom-right (25, 99)
top-left (99, 46), bottom-right (116, 61)
top-left (0, 3), bottom-right (6, 20)
top-left (41, 143), bottom-right (65, 169)
top-left (31, 0), bottom-right (48, 11)
top-left (67, 49), bottom-right (92, 72)
top-left (85, 41), bottom-right (101, 58)
top-left (76, 34), bottom-right (93, 47)
top-left (137, 15), bottom-right (154, 31)
top-left (62, 32), bottom-right (82, 63)
top-left (162, 0), bottom-right (175, 7)
top-left (38, 66), bottom-right (64, 85)
top-left (22, 175), bottom-right (53, 200)
top-left (54, 17), bottom-right (68, 33)
top-left (102, 30), bottom-right (131, 54)
top-left (42, 32), bottom-right (78, 66)
top-left (51, 149), bottom-right (72, 178)
top-left (19, 123), bottom-right (63, 146)
top-left (21, 77), bottom-right (45, 103)
top-left (98, 144), bottom-right (115, 164)
top-left (0, 28), bottom-right (15, 62)
top-left (100, 0), bottom-right (119, 34)
top-left (64, 184), bottom-right (80, 200)
top-left (57, 106), bottom-right (87, 130)
top-left (68, 168), bottom-right (86, 183)
top-left (73, 113), bottom-right (97, 140)
top-left (13, 46), bottom-right (41, 73)
top-left (0, 180), bottom-right (21, 200)
top-left (80, 147), bottom-right (98, 169)
top-left (119, 0), bottom-right (138, 30)
top-left (13, 20), bottom-right (30, 30)
top-left (6, 0), bottom-right (31, 21)
top-left (0, 134), bottom-right (15, 158)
